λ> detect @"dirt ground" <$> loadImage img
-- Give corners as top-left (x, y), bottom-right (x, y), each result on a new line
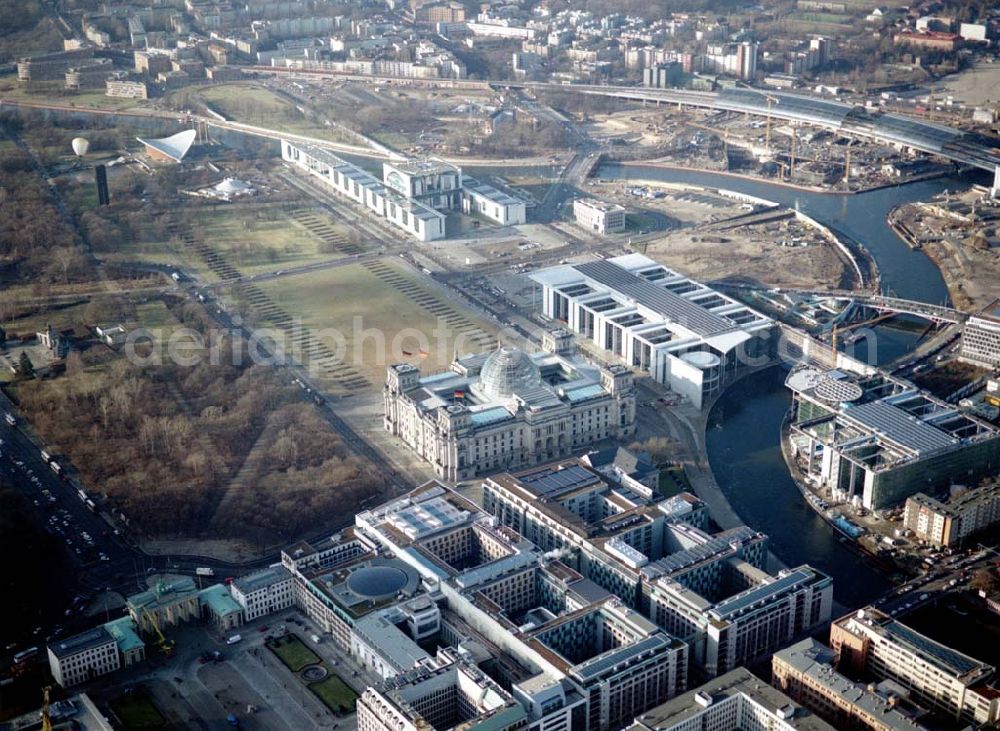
top-left (928, 61), bottom-right (1000, 108)
top-left (588, 179), bottom-right (852, 290)
top-left (143, 537), bottom-right (278, 563)
top-left (644, 230), bottom-right (847, 290)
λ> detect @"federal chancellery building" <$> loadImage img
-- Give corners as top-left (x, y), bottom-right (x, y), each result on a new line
top-left (529, 254), bottom-right (775, 409)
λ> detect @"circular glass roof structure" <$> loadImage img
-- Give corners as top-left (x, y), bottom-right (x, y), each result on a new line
top-left (346, 565), bottom-right (409, 599)
top-left (479, 346), bottom-right (541, 399)
top-left (814, 378), bottom-right (864, 404)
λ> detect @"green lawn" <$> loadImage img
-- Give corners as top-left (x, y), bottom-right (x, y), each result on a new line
top-left (194, 84), bottom-right (352, 142)
top-left (119, 205), bottom-right (346, 284)
top-left (268, 634), bottom-right (321, 672)
top-left (108, 688), bottom-right (166, 730)
top-left (658, 466), bottom-right (691, 498)
top-left (309, 674), bottom-right (358, 713)
top-left (253, 261), bottom-right (496, 383)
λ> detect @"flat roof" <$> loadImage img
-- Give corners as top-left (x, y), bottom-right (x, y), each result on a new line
top-left (48, 626), bottom-right (115, 659)
top-left (103, 617), bottom-right (145, 654)
top-left (199, 584), bottom-right (243, 617)
top-left (385, 158), bottom-right (460, 176)
top-left (710, 568), bottom-right (816, 621)
top-left (572, 634), bottom-right (670, 682)
top-left (843, 400), bottom-right (956, 454)
top-left (885, 621), bottom-right (988, 679)
top-left (575, 197), bottom-right (626, 213)
top-left (630, 667), bottom-right (836, 730)
top-left (233, 565), bottom-right (291, 595)
top-left (573, 260), bottom-right (737, 337)
top-left (774, 639), bottom-right (929, 731)
top-left (515, 462), bottom-right (604, 499)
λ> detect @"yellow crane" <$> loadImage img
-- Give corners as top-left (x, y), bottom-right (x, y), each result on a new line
top-left (143, 610), bottom-right (175, 657)
top-left (42, 686), bottom-right (53, 731)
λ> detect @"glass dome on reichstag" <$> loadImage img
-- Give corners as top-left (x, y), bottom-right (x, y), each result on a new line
top-left (479, 346), bottom-right (541, 399)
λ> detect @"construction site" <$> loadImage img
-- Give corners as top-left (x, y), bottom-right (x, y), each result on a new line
top-left (889, 187), bottom-right (1000, 312)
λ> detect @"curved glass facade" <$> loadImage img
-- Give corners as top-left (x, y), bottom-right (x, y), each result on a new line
top-left (478, 347), bottom-right (542, 399)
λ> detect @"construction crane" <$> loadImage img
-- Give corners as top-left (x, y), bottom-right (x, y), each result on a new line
top-left (143, 610), bottom-right (175, 657)
top-left (42, 686), bottom-right (53, 731)
top-left (842, 138), bottom-right (856, 187)
top-left (764, 94), bottom-right (780, 152)
top-left (789, 126), bottom-right (797, 179)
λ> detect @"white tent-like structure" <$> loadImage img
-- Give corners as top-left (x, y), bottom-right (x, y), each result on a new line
top-left (136, 129), bottom-right (196, 162)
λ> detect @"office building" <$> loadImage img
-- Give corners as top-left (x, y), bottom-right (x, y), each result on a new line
top-left (530, 255), bottom-right (775, 409)
top-left (646, 554), bottom-right (832, 679)
top-left (903, 483), bottom-right (1000, 547)
top-left (787, 367), bottom-right (1000, 509)
top-left (830, 607), bottom-right (1000, 725)
top-left (230, 565), bottom-right (295, 621)
top-left (959, 315), bottom-right (1000, 369)
top-left (47, 627), bottom-right (120, 688)
top-left (354, 481), bottom-right (686, 731)
top-left (630, 666), bottom-right (836, 731)
top-left (573, 198), bottom-right (627, 234)
top-left (773, 638), bottom-right (931, 731)
top-left (95, 164), bottom-right (110, 206)
top-left (282, 141), bottom-right (526, 241)
top-left (351, 595), bottom-right (439, 680)
top-left (102, 617), bottom-right (146, 668)
top-left (358, 653), bottom-right (527, 731)
top-left (384, 337), bottom-right (636, 481)
top-left (283, 142), bottom-right (445, 241)
top-left (463, 178), bottom-right (527, 226)
top-left (483, 457), bottom-right (830, 679)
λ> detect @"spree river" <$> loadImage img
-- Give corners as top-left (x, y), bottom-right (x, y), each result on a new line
top-left (598, 163), bottom-right (967, 606)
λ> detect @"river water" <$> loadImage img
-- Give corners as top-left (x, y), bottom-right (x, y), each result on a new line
top-left (598, 163), bottom-right (966, 606)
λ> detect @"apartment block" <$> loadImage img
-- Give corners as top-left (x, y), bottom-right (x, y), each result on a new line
top-left (830, 608), bottom-right (1000, 725)
top-left (773, 638), bottom-right (931, 731)
top-left (482, 457), bottom-right (830, 680)
top-left (903, 483), bottom-right (1000, 547)
top-left (105, 75), bottom-right (148, 99)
